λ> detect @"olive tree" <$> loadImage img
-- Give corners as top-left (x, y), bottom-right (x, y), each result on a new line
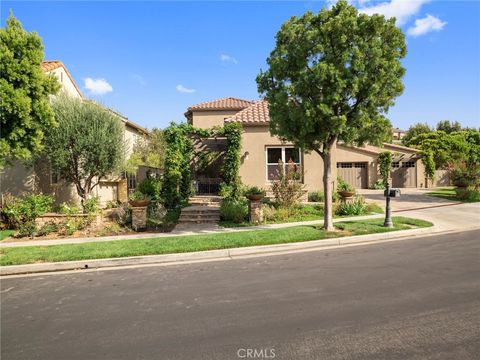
top-left (257, 0), bottom-right (406, 230)
top-left (45, 96), bottom-right (125, 205)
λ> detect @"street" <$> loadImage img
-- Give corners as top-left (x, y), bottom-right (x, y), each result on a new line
top-left (1, 230), bottom-right (480, 360)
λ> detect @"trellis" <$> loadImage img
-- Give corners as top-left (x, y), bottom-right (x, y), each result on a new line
top-left (162, 122), bottom-right (243, 208)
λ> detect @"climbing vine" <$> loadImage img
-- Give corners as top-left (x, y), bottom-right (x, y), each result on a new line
top-left (421, 150), bottom-right (436, 186)
top-left (378, 151), bottom-right (393, 187)
top-left (161, 122), bottom-right (243, 208)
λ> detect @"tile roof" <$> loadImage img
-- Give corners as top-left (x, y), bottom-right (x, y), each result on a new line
top-left (41, 60), bottom-right (83, 98)
top-left (224, 100), bottom-right (270, 124)
top-left (187, 97), bottom-right (254, 111)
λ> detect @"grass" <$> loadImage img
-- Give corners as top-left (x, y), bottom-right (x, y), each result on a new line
top-left (0, 217), bottom-right (432, 266)
top-left (0, 230), bottom-right (15, 241)
top-left (426, 187), bottom-right (480, 203)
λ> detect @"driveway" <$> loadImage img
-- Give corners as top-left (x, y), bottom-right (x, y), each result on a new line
top-left (358, 188), bottom-right (459, 212)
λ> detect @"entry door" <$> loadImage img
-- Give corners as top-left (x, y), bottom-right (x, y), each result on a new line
top-left (337, 162), bottom-right (368, 189)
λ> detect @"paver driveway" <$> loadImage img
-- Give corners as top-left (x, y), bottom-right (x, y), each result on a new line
top-left (358, 188), bottom-right (459, 212)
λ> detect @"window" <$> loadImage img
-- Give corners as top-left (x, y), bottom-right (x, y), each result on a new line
top-left (266, 147), bottom-right (301, 181)
top-left (337, 163), bottom-right (353, 168)
top-left (355, 163), bottom-right (367, 168)
top-left (402, 161), bottom-right (415, 168)
top-left (392, 162), bottom-right (400, 168)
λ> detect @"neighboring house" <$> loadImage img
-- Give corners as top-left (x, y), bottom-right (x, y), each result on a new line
top-left (0, 60), bottom-right (152, 206)
top-left (187, 97), bottom-right (426, 192)
top-left (392, 127), bottom-right (406, 141)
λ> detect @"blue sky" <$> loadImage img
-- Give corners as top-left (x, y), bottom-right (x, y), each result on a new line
top-left (1, 1), bottom-right (479, 130)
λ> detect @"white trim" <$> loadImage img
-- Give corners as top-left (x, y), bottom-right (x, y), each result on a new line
top-left (265, 146), bottom-right (301, 181)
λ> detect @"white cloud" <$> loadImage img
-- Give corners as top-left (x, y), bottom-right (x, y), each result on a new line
top-left (220, 54), bottom-right (238, 64)
top-left (407, 14), bottom-right (446, 37)
top-left (359, 0), bottom-right (430, 26)
top-left (176, 84), bottom-right (196, 94)
top-left (84, 77), bottom-right (113, 95)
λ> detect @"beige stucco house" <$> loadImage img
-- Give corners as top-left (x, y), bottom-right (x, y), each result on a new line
top-left (0, 60), bottom-right (151, 206)
top-left (186, 97), bottom-right (426, 193)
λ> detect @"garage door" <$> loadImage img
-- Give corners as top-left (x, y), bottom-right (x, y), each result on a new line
top-left (337, 162), bottom-right (368, 189)
top-left (392, 161), bottom-right (417, 188)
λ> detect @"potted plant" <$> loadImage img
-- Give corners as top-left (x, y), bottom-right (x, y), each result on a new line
top-left (129, 191), bottom-right (151, 207)
top-left (337, 177), bottom-right (356, 198)
top-left (245, 186), bottom-right (266, 202)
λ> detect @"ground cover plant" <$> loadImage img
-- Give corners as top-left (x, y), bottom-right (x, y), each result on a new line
top-left (0, 217), bottom-right (432, 266)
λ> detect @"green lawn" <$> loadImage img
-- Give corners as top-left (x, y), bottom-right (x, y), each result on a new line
top-left (0, 230), bottom-right (15, 241)
top-left (0, 217), bottom-right (432, 266)
top-left (426, 187), bottom-right (480, 203)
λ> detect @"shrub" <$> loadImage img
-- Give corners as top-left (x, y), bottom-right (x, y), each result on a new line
top-left (220, 199), bottom-right (248, 223)
top-left (455, 188), bottom-right (480, 202)
top-left (37, 221), bottom-right (59, 237)
top-left (245, 186), bottom-right (266, 197)
top-left (337, 176), bottom-right (355, 192)
top-left (105, 200), bottom-right (120, 209)
top-left (271, 163), bottom-right (305, 208)
top-left (308, 191), bottom-right (324, 202)
top-left (378, 151), bottom-right (393, 186)
top-left (370, 180), bottom-right (385, 190)
top-left (83, 197), bottom-right (100, 214)
top-left (129, 190), bottom-right (150, 201)
top-left (262, 204), bottom-right (277, 222)
top-left (57, 203), bottom-right (80, 216)
top-left (137, 177), bottom-right (162, 201)
top-left (147, 201), bottom-right (167, 226)
top-left (0, 193), bottom-right (53, 237)
top-left (449, 161), bottom-right (480, 188)
top-left (115, 203), bottom-right (132, 227)
top-left (335, 196), bottom-right (367, 216)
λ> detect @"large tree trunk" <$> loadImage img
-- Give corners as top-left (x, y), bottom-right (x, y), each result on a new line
top-left (322, 149), bottom-right (335, 231)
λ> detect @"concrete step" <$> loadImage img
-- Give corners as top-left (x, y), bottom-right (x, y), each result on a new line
top-left (177, 219), bottom-right (219, 224)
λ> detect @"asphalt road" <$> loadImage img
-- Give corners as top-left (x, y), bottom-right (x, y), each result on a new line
top-left (1, 230), bottom-right (479, 360)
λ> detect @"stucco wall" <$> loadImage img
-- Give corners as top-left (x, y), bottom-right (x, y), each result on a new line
top-left (240, 125), bottom-right (328, 192)
top-left (49, 67), bottom-right (82, 98)
top-left (191, 110), bottom-right (240, 129)
top-left (0, 161), bottom-right (36, 195)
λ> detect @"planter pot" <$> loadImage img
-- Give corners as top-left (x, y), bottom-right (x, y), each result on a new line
top-left (129, 200), bottom-right (150, 207)
top-left (338, 191), bottom-right (355, 198)
top-left (246, 194), bottom-right (264, 202)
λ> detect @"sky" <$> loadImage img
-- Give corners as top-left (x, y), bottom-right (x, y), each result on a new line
top-left (1, 0), bottom-right (479, 131)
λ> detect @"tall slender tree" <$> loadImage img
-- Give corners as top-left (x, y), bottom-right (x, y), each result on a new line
top-left (257, 0), bottom-right (406, 230)
top-left (0, 13), bottom-right (59, 167)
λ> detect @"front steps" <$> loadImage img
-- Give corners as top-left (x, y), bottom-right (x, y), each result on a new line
top-left (176, 196), bottom-right (221, 227)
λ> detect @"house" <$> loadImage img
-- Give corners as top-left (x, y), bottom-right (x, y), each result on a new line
top-left (0, 60), bottom-right (154, 206)
top-left (392, 127), bottom-right (407, 141)
top-left (186, 97), bottom-right (426, 192)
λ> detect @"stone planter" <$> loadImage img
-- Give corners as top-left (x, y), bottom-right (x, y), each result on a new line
top-left (338, 191), bottom-right (355, 199)
top-left (129, 200), bottom-right (151, 207)
top-left (246, 194), bottom-right (264, 202)
top-left (248, 200), bottom-right (264, 225)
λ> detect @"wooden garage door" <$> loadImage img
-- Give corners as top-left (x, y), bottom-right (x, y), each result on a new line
top-left (337, 162), bottom-right (368, 189)
top-left (392, 160), bottom-right (417, 188)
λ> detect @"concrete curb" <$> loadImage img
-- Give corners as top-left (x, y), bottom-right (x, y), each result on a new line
top-left (4, 224), bottom-right (479, 277)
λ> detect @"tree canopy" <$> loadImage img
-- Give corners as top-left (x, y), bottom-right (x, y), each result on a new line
top-left (0, 13), bottom-right (60, 167)
top-left (125, 128), bottom-right (166, 174)
top-left (256, 0), bottom-right (406, 230)
top-left (44, 96), bottom-right (125, 203)
top-left (401, 123), bottom-right (432, 146)
top-left (436, 120), bottom-right (462, 134)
